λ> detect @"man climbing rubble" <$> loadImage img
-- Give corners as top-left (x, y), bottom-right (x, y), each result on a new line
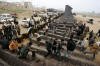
top-left (65, 35), bottom-right (76, 57)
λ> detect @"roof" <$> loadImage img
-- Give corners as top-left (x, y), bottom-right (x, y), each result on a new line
top-left (1, 13), bottom-right (11, 15)
top-left (65, 5), bottom-right (72, 9)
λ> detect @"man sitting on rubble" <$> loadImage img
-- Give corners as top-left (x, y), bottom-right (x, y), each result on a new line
top-left (9, 39), bottom-right (19, 52)
top-left (18, 42), bottom-right (31, 59)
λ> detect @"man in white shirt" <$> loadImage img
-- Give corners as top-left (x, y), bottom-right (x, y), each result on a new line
top-left (80, 38), bottom-right (89, 52)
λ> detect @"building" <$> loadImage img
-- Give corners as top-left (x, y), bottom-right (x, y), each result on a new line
top-left (24, 2), bottom-right (33, 9)
top-left (64, 5), bottom-right (73, 17)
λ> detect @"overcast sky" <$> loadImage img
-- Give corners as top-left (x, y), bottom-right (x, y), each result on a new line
top-left (1, 0), bottom-right (100, 13)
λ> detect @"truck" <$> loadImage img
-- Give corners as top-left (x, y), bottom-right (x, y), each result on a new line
top-left (21, 18), bottom-right (34, 28)
top-left (0, 13), bottom-right (14, 23)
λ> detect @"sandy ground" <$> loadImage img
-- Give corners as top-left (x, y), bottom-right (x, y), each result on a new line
top-left (75, 15), bottom-right (100, 65)
top-left (17, 10), bottom-right (33, 19)
top-left (75, 15), bottom-right (100, 33)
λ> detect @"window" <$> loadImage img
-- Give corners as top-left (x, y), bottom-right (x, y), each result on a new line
top-left (7, 15), bottom-right (11, 17)
top-left (2, 15), bottom-right (6, 17)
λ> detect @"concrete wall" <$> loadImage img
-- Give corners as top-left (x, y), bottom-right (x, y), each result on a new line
top-left (0, 49), bottom-right (29, 66)
top-left (64, 5), bottom-right (73, 17)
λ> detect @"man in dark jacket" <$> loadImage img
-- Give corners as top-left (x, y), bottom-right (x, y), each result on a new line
top-left (18, 43), bottom-right (31, 59)
top-left (89, 30), bottom-right (94, 40)
top-left (66, 36), bottom-right (76, 57)
top-left (56, 39), bottom-right (62, 57)
top-left (0, 29), bottom-right (3, 39)
top-left (67, 38), bottom-right (76, 51)
top-left (52, 39), bottom-right (57, 55)
top-left (89, 37), bottom-right (95, 46)
top-left (0, 36), bottom-right (9, 49)
top-left (45, 39), bottom-right (52, 57)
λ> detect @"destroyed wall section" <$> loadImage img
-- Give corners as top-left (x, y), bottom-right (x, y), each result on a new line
top-left (64, 5), bottom-right (73, 18)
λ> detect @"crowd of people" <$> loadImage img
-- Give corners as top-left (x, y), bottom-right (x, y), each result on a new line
top-left (45, 21), bottom-right (100, 60)
top-left (0, 13), bottom-right (55, 59)
top-left (1, 22), bottom-right (20, 40)
top-left (0, 20), bottom-right (21, 49)
top-left (0, 14), bottom-right (99, 62)
top-left (0, 18), bottom-right (36, 59)
top-left (45, 35), bottom-right (76, 59)
top-left (76, 22), bottom-right (100, 59)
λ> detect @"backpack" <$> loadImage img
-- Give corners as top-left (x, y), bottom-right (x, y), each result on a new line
top-left (67, 39), bottom-right (76, 51)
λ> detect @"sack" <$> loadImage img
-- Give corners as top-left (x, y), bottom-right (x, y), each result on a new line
top-left (9, 40), bottom-right (18, 51)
